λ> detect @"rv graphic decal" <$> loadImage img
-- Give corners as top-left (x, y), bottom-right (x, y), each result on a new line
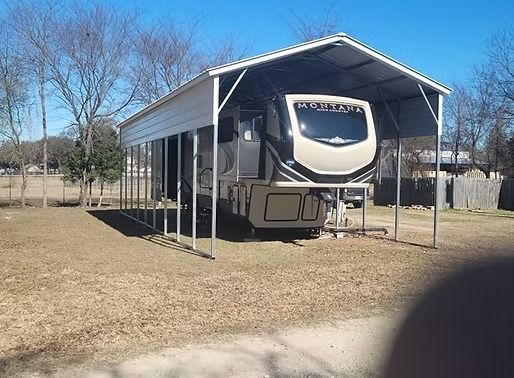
top-left (295, 102), bottom-right (364, 114)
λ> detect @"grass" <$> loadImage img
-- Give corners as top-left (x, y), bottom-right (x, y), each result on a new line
top-left (0, 205), bottom-right (513, 376)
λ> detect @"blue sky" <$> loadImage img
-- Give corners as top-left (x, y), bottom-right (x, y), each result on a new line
top-left (125, 0), bottom-right (513, 84)
top-left (21, 0), bottom-right (514, 137)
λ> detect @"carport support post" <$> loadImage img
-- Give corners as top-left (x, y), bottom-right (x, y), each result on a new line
top-left (192, 129), bottom-right (198, 249)
top-left (377, 90), bottom-right (402, 241)
top-left (130, 146), bottom-right (134, 215)
top-left (418, 85), bottom-right (443, 248)
top-left (395, 133), bottom-right (401, 241)
top-left (176, 134), bottom-right (182, 242)
top-left (144, 142), bottom-right (148, 224)
top-left (124, 148), bottom-right (128, 212)
top-left (433, 95), bottom-right (443, 248)
top-left (164, 137), bottom-right (168, 235)
top-left (335, 188), bottom-right (340, 229)
top-left (362, 187), bottom-right (367, 231)
top-left (211, 76), bottom-right (220, 259)
top-left (137, 145), bottom-right (140, 219)
top-left (119, 133), bottom-right (123, 212)
top-left (152, 141), bottom-right (157, 229)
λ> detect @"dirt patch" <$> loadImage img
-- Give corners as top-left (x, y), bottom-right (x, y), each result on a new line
top-left (0, 206), bottom-right (513, 376)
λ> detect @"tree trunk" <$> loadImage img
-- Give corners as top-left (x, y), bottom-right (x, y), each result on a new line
top-left (40, 71), bottom-right (48, 208)
top-left (79, 169), bottom-right (87, 207)
top-left (9, 165), bottom-right (12, 207)
top-left (20, 163), bottom-right (27, 208)
top-left (88, 180), bottom-right (93, 207)
top-left (97, 182), bottom-right (104, 208)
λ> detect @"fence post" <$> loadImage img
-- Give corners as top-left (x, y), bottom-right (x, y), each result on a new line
top-left (9, 167), bottom-right (12, 207)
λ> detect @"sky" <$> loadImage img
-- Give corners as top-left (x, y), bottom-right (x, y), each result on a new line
top-left (14, 0), bottom-right (514, 138)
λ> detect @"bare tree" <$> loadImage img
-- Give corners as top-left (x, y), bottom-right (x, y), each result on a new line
top-left (485, 105), bottom-right (511, 178)
top-left (444, 84), bottom-right (472, 176)
top-left (203, 36), bottom-right (250, 68)
top-left (401, 137), bottom-right (434, 177)
top-left (46, 3), bottom-right (137, 206)
top-left (0, 24), bottom-right (31, 207)
top-left (289, 2), bottom-right (341, 42)
top-left (463, 67), bottom-right (497, 176)
top-left (131, 21), bottom-right (198, 105)
top-left (131, 21), bottom-right (249, 105)
top-left (7, 0), bottom-right (59, 208)
top-left (489, 30), bottom-right (514, 116)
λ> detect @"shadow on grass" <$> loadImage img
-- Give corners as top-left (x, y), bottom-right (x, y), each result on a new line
top-left (370, 235), bottom-right (436, 250)
top-left (94, 334), bottom-right (343, 377)
top-left (0, 344), bottom-right (87, 378)
top-left (87, 209), bottom-right (319, 245)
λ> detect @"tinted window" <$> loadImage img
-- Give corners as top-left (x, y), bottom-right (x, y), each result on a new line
top-left (241, 116), bottom-right (263, 142)
top-left (293, 102), bottom-right (368, 146)
top-left (218, 117), bottom-right (234, 143)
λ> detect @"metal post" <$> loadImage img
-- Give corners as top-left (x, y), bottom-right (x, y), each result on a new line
top-left (119, 133), bottom-right (123, 212)
top-left (164, 137), bottom-right (168, 235)
top-left (124, 149), bottom-right (128, 212)
top-left (152, 141), bottom-right (157, 229)
top-left (9, 165), bottom-right (12, 207)
top-left (377, 147), bottom-right (383, 184)
top-left (144, 142), bottom-right (148, 225)
top-left (378, 91), bottom-right (402, 241)
top-left (192, 129), bottom-right (198, 249)
top-left (433, 95), bottom-right (443, 248)
top-left (211, 76), bottom-right (220, 258)
top-left (362, 187), bottom-right (367, 232)
top-left (418, 85), bottom-right (444, 248)
top-left (335, 188), bottom-right (340, 229)
top-left (395, 134), bottom-right (401, 241)
top-left (137, 145), bottom-right (140, 219)
top-left (176, 134), bottom-right (182, 242)
top-left (130, 146), bottom-right (134, 216)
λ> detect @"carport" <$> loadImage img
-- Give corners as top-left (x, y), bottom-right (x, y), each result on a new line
top-left (118, 33), bottom-right (452, 258)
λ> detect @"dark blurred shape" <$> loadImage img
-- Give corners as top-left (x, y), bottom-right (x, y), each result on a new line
top-left (384, 259), bottom-right (514, 378)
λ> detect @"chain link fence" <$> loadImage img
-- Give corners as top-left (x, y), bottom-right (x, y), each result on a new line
top-left (0, 174), bottom-right (121, 207)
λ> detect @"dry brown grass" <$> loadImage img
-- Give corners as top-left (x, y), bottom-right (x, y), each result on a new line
top-left (0, 206), bottom-right (513, 376)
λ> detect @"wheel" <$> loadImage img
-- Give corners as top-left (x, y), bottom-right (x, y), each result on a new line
top-left (352, 201), bottom-right (363, 209)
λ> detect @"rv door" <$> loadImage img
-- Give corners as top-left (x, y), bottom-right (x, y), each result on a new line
top-left (238, 112), bottom-right (264, 178)
top-left (217, 107), bottom-right (240, 181)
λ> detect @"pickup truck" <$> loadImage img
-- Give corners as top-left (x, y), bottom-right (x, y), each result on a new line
top-left (342, 188), bottom-right (365, 208)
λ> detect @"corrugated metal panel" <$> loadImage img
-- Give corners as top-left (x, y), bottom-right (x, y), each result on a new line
top-left (374, 94), bottom-right (439, 140)
top-left (120, 78), bottom-right (215, 148)
top-left (398, 94), bottom-right (439, 138)
top-left (119, 33), bottom-right (451, 145)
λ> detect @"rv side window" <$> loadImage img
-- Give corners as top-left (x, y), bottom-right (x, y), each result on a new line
top-left (218, 117), bottom-right (234, 143)
top-left (241, 117), bottom-right (262, 142)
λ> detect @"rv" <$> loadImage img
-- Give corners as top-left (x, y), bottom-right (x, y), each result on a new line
top-left (161, 93), bottom-right (379, 231)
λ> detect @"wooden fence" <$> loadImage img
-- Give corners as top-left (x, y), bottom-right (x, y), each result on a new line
top-left (374, 177), bottom-right (514, 210)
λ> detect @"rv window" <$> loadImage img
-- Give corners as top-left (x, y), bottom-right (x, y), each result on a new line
top-left (293, 102), bottom-right (368, 146)
top-left (218, 117), bottom-right (234, 143)
top-left (241, 117), bottom-right (262, 142)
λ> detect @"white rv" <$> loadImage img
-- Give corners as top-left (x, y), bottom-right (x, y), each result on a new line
top-left (161, 93), bottom-right (379, 231)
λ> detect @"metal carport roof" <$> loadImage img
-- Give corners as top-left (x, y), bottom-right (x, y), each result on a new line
top-left (118, 33), bottom-right (452, 258)
top-left (119, 33), bottom-right (451, 142)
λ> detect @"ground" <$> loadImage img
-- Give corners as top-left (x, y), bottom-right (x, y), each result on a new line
top-left (1, 205), bottom-right (513, 376)
top-left (75, 313), bottom-right (397, 377)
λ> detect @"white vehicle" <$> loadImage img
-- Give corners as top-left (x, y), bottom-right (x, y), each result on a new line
top-left (161, 93), bottom-right (379, 231)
